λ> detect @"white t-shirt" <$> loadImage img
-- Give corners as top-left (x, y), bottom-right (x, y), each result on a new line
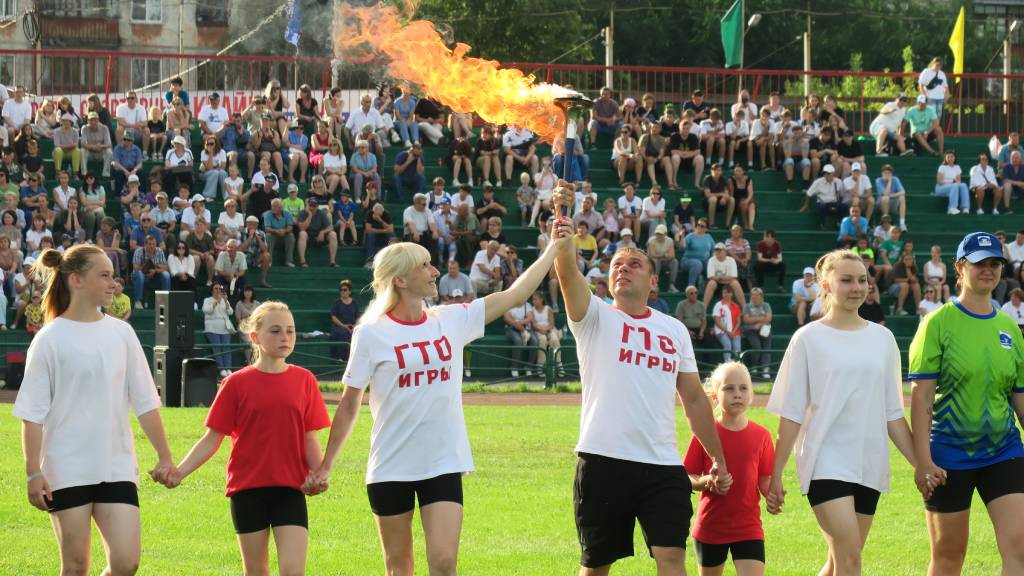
top-left (115, 103), bottom-right (146, 126)
top-left (725, 120), bottom-right (749, 139)
top-left (402, 205), bottom-right (432, 234)
top-left (640, 196), bottom-right (665, 221)
top-left (730, 102), bottom-right (759, 123)
top-left (843, 174), bottom-right (872, 196)
top-left (707, 255), bottom-right (738, 278)
top-left (617, 195), bottom-right (643, 217)
top-left (180, 207), bottom-right (212, 229)
top-left (2, 99), bottom-right (32, 128)
top-left (1000, 301), bottom-right (1024, 325)
top-left (574, 191), bottom-right (599, 215)
top-left (766, 321), bottom-right (905, 494)
top-left (53, 185), bottom-right (76, 211)
top-left (323, 152), bottom-right (347, 171)
top-left (937, 164), bottom-right (961, 185)
top-left (224, 176), bottom-right (245, 197)
top-left (451, 193), bottom-right (475, 212)
top-left (251, 171), bottom-right (280, 191)
top-left (217, 211), bottom-right (245, 237)
top-left (469, 250), bottom-right (501, 282)
top-left (749, 119), bottom-right (777, 140)
top-left (699, 119), bottom-right (724, 138)
top-left (165, 148), bottom-right (194, 168)
top-left (198, 104), bottom-right (229, 133)
top-left (345, 107), bottom-right (384, 132)
top-left (869, 102), bottom-right (905, 136)
top-left (918, 68), bottom-right (949, 100)
top-left (201, 149), bottom-right (227, 170)
top-left (919, 299), bottom-right (942, 316)
top-left (12, 316), bottom-right (161, 491)
top-left (505, 303), bottom-right (531, 326)
top-left (342, 300), bottom-right (486, 483)
top-left (969, 164), bottom-right (997, 189)
top-left (1006, 240), bottom-right (1024, 264)
top-left (569, 294), bottom-right (697, 465)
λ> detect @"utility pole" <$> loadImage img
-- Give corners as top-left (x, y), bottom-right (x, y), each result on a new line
top-left (803, 1), bottom-right (811, 97)
top-left (604, 3), bottom-right (614, 91)
top-left (178, 0), bottom-right (184, 75)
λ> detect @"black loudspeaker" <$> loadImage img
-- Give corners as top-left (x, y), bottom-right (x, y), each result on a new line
top-left (153, 346), bottom-right (192, 408)
top-left (181, 358), bottom-right (219, 407)
top-left (155, 291), bottom-right (195, 348)
top-left (4, 351), bottom-right (25, 390)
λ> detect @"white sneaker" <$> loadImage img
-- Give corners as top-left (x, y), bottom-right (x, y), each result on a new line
top-left (666, 286), bottom-right (680, 293)
top-left (452, 179), bottom-right (461, 187)
top-left (511, 369), bottom-right (520, 378)
top-left (761, 371), bottom-right (770, 380)
top-left (496, 180), bottom-right (503, 187)
top-left (900, 223), bottom-right (908, 232)
top-left (483, 180), bottom-right (493, 188)
top-left (977, 209), bottom-right (985, 215)
top-left (876, 152), bottom-right (889, 157)
top-left (994, 208), bottom-right (1001, 215)
top-left (464, 368), bottom-right (472, 378)
top-left (947, 208), bottom-right (960, 215)
top-left (219, 369), bottom-right (228, 378)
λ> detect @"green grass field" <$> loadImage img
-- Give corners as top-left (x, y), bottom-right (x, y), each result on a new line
top-left (0, 405), bottom-right (1002, 575)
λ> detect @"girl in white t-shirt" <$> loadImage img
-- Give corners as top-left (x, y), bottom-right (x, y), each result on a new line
top-left (308, 225), bottom-right (572, 575)
top-left (934, 151), bottom-right (970, 214)
top-left (766, 249), bottom-right (917, 575)
top-left (223, 163), bottom-right (245, 206)
top-left (13, 245), bottom-right (173, 574)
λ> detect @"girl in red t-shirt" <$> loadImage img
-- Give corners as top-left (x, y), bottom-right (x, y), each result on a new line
top-left (159, 302), bottom-right (330, 576)
top-left (684, 361), bottom-right (774, 576)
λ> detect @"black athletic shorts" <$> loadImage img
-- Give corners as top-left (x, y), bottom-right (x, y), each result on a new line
top-left (574, 452), bottom-right (692, 568)
top-left (229, 486), bottom-right (308, 534)
top-left (806, 479), bottom-right (881, 515)
top-left (925, 458), bottom-right (1024, 513)
top-left (366, 472), bottom-right (463, 517)
top-left (48, 481), bottom-right (139, 513)
top-left (694, 539), bottom-right (765, 567)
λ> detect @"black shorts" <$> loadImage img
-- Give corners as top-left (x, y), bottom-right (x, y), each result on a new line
top-left (48, 481), bottom-right (139, 513)
top-left (366, 472), bottom-right (463, 517)
top-left (806, 480), bottom-right (881, 515)
top-left (694, 539), bottom-right (765, 567)
top-left (925, 458), bottom-right (1024, 513)
top-left (574, 453), bottom-right (692, 568)
top-left (229, 486), bottom-right (308, 534)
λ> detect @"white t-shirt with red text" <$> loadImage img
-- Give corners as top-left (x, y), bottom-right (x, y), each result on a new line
top-left (569, 294), bottom-right (698, 466)
top-left (343, 299), bottom-right (486, 483)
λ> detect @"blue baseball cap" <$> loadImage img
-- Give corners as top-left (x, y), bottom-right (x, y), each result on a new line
top-left (956, 232), bottom-right (1006, 263)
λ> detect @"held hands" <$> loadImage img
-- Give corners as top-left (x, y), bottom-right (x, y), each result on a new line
top-left (766, 476), bottom-right (786, 514)
top-left (27, 474), bottom-right (52, 511)
top-left (149, 462), bottom-right (182, 488)
top-left (301, 466), bottom-right (330, 496)
top-left (707, 460), bottom-right (733, 495)
top-left (914, 462), bottom-right (947, 500)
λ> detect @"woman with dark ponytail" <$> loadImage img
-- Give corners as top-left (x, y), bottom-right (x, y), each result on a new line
top-left (13, 245), bottom-right (175, 575)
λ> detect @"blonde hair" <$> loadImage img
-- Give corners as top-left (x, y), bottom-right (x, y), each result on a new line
top-left (240, 300), bottom-right (291, 365)
top-left (148, 106), bottom-right (163, 121)
top-left (814, 249), bottom-right (867, 316)
top-left (359, 242), bottom-right (432, 326)
top-left (704, 361), bottom-right (751, 412)
top-left (34, 245), bottom-right (107, 323)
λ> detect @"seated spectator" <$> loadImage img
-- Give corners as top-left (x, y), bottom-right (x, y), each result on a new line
top-left (639, 186), bottom-right (667, 237)
top-left (703, 242), bottom-right (745, 309)
top-left (702, 164), bottom-right (734, 230)
top-left (503, 125), bottom-right (539, 183)
top-left (95, 216), bottom-right (124, 277)
top-left (637, 120), bottom-right (667, 188)
top-left (725, 224), bottom-right (753, 290)
top-left (163, 135), bottom-right (195, 194)
top-left (553, 131), bottom-right (590, 183)
top-left (131, 234), bottom-right (170, 309)
top-left (263, 198), bottom-right (295, 268)
top-left (588, 87), bottom-right (622, 145)
top-left (573, 195), bottom-right (605, 246)
top-left (253, 115), bottom-right (285, 176)
top-left (479, 216), bottom-right (506, 248)
top-left (859, 283), bottom-right (886, 325)
top-left (180, 194), bottom-right (212, 240)
top-left (330, 280), bottom-right (361, 361)
top-left (835, 129), bottom-right (864, 178)
top-left (52, 114), bottom-right (80, 174)
top-left (129, 212), bottom-right (165, 254)
top-left (533, 159), bottom-right (557, 211)
top-left (214, 239), bottom-right (248, 302)
top-left (529, 291), bottom-right (562, 375)
top-left (1001, 150), bottom-right (1024, 214)
top-left (185, 218), bottom-right (216, 285)
top-left (837, 205), bottom-right (870, 248)
top-left (449, 134), bottom-right (474, 187)
top-left (438, 259), bottom-right (473, 303)
top-left (663, 120), bottom-right (704, 190)
top-left (998, 131), bottom-right (1024, 171)
top-left (413, 95), bottom-right (446, 145)
top-left (218, 112), bottom-right (254, 178)
top-left (503, 295), bottom-right (537, 378)
top-left (645, 223), bottom-right (677, 292)
top-left (617, 183), bottom-right (643, 239)
top-left (804, 164), bottom-right (845, 229)
top-left (240, 215), bottom-right (272, 287)
top-left (433, 198), bottom-right (456, 263)
top-left (24, 291), bottom-right (44, 333)
top-left (331, 191), bottom-right (357, 248)
top-left (935, 151), bottom-right (970, 215)
top-left (392, 89), bottom-right (419, 147)
top-left (876, 226), bottom-right (904, 287)
top-left (729, 88), bottom-right (758, 124)
top-left (168, 241), bottom-right (197, 300)
top-left (105, 277), bottom-right (130, 321)
top-left (647, 287), bottom-right (669, 315)
top-left (295, 84), bottom-right (321, 131)
top-left (675, 285), bottom-right (710, 350)
top-left (147, 106), bottom-right (167, 162)
top-left (286, 120), bottom-right (310, 184)
top-left (243, 171), bottom-right (278, 221)
top-left (601, 197), bottom-right (620, 243)
top-left (724, 109), bottom-right (750, 169)
top-left (2, 86), bottom-right (32, 144)
top-left (748, 107), bottom-right (777, 171)
top-left (679, 217), bottom-right (714, 289)
top-left (297, 197), bottom-right (338, 267)
top-left (889, 251), bottom-right (922, 316)
top-left (403, 193), bottom-right (439, 263)
top-left (872, 164), bottom-right (907, 231)
top-left (843, 161), bottom-right (875, 221)
top-left (166, 97), bottom-right (191, 144)
top-left (572, 221), bottom-right (598, 272)
top-left (918, 284), bottom-right (943, 317)
top-left (199, 136), bottom-right (229, 201)
top-left (753, 229), bottom-right (785, 290)
top-left (968, 153), bottom-right (1001, 215)
top-left (1000, 288), bottom-right (1024, 335)
top-left (905, 94), bottom-right (943, 156)
top-left (197, 92), bottom-right (229, 138)
top-left (393, 141), bottom-right (425, 201)
top-left (25, 214), bottom-right (51, 254)
top-left (282, 183), bottom-right (304, 221)
top-left (476, 184), bottom-right (507, 222)
top-left (201, 283), bottom-right (234, 377)
top-left (781, 124), bottom-right (812, 192)
top-left (426, 176), bottom-right (450, 210)
top-left (868, 93), bottom-right (911, 157)
top-left (612, 125), bottom-right (641, 186)
top-left (1007, 230), bottom-right (1024, 277)
top-left (873, 214), bottom-right (894, 248)
top-left (476, 125), bottom-right (502, 186)
top-left (451, 202), bottom-right (480, 268)
top-left (350, 139), bottom-right (382, 201)
top-left (115, 90), bottom-right (150, 152)
top-left (469, 240), bottom-right (502, 295)
top-left (671, 194), bottom-right (695, 237)
top-left (711, 285), bottom-right (742, 361)
top-left (363, 203), bottom-right (394, 265)
top-left (790, 267), bottom-right (819, 326)
top-left (501, 245), bottom-right (523, 290)
top-left (742, 287), bottom-right (773, 379)
top-left (80, 112), bottom-right (113, 178)
top-left (699, 108), bottom-right (726, 164)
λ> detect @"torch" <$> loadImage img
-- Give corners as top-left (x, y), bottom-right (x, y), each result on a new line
top-left (552, 94), bottom-right (592, 220)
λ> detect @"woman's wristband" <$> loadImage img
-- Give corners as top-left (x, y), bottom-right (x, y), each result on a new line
top-left (27, 471), bottom-right (44, 483)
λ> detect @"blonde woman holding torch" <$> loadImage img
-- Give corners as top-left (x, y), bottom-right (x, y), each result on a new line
top-left (306, 218), bottom-right (573, 575)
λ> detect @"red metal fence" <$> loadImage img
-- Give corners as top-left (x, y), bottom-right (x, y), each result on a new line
top-left (2, 48), bottom-right (1022, 137)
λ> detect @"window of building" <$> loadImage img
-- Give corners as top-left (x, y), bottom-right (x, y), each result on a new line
top-left (131, 0), bottom-right (161, 23)
top-left (0, 0), bottom-right (16, 20)
top-left (132, 58), bottom-right (161, 89)
top-left (0, 55), bottom-right (14, 86)
top-left (39, 0), bottom-right (115, 18)
top-left (196, 0), bottom-right (227, 24)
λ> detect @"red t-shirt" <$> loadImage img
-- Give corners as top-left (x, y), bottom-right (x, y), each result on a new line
top-left (205, 365), bottom-right (331, 496)
top-left (756, 239), bottom-right (782, 260)
top-left (684, 420), bottom-right (774, 544)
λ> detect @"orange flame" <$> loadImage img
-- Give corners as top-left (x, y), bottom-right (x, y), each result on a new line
top-left (335, 3), bottom-right (574, 142)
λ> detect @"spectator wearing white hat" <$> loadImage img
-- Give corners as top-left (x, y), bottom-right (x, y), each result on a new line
top-left (804, 164), bottom-right (846, 230)
top-left (869, 93), bottom-right (913, 157)
top-left (197, 91), bottom-right (229, 138)
top-left (80, 111), bottom-right (112, 178)
top-left (52, 113), bottom-right (80, 174)
top-left (703, 241), bottom-right (745, 310)
top-left (646, 223), bottom-right (679, 292)
top-left (904, 94), bottom-right (943, 156)
top-left (240, 215), bottom-right (272, 287)
top-left (790, 266), bottom-right (820, 326)
top-left (842, 161), bottom-right (876, 221)
top-left (968, 152), bottom-right (1002, 215)
top-left (164, 134), bottom-right (194, 193)
top-left (111, 131), bottom-right (143, 195)
top-left (179, 194), bottom-right (211, 240)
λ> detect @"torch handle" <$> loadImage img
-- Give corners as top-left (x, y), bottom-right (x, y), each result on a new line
top-left (559, 137), bottom-right (577, 219)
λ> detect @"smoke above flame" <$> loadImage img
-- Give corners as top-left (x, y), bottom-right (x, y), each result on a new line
top-left (335, 3), bottom-right (575, 141)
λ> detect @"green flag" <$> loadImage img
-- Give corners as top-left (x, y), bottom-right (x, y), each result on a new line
top-left (721, 0), bottom-right (743, 68)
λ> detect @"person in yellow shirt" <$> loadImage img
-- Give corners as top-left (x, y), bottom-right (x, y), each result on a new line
top-left (25, 292), bottom-right (44, 334)
top-left (572, 221), bottom-right (599, 272)
top-left (106, 277), bottom-right (131, 320)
